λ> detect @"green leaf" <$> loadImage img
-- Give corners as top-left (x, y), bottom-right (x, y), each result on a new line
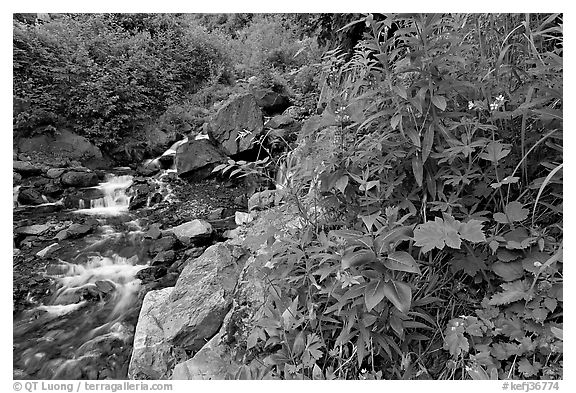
top-left (491, 261), bottom-right (524, 281)
top-left (449, 253), bottom-right (487, 276)
top-left (341, 249), bottom-right (376, 269)
top-left (518, 358), bottom-right (541, 377)
top-left (505, 201), bottom-right (529, 222)
top-left (411, 156), bottom-right (423, 187)
top-left (488, 279), bottom-right (531, 306)
top-left (431, 95), bottom-right (447, 111)
top-left (382, 280), bottom-right (412, 313)
top-left (383, 251), bottom-right (421, 274)
top-left (443, 319), bottom-right (469, 357)
top-left (459, 220), bottom-right (486, 243)
top-left (374, 226), bottom-right (413, 255)
top-left (364, 279), bottom-right (386, 312)
top-left (414, 216), bottom-right (462, 253)
top-left (334, 175), bottom-right (349, 194)
top-left (421, 124), bottom-right (434, 163)
top-left (479, 141), bottom-right (511, 163)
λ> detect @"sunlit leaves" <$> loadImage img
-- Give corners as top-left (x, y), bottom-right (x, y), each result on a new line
top-left (479, 141), bottom-right (511, 163)
top-left (382, 280), bottom-right (412, 313)
top-left (414, 214), bottom-right (486, 253)
top-left (494, 201), bottom-right (529, 224)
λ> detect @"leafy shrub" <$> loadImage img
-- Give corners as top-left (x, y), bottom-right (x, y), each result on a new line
top-left (13, 14), bottom-right (234, 148)
top-left (241, 13), bottom-right (562, 380)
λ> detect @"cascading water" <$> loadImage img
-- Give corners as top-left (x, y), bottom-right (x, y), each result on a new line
top-left (75, 174), bottom-right (133, 216)
top-left (13, 172), bottom-right (150, 379)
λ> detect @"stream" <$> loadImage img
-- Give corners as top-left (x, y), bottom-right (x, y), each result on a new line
top-left (13, 173), bottom-right (149, 379)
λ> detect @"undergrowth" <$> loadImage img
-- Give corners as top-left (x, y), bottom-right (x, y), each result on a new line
top-left (223, 13), bottom-right (563, 380)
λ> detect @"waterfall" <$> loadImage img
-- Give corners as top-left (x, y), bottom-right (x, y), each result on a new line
top-left (75, 174), bottom-right (133, 216)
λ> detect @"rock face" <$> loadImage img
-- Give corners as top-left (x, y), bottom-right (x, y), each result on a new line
top-left (208, 94), bottom-right (264, 156)
top-left (17, 129), bottom-right (104, 167)
top-left (175, 140), bottom-right (227, 180)
top-left (127, 243), bottom-right (247, 380)
top-left (128, 287), bottom-right (175, 380)
top-left (252, 89), bottom-right (291, 115)
top-left (60, 171), bottom-right (99, 188)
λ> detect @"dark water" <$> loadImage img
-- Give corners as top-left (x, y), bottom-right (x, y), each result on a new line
top-left (13, 174), bottom-right (151, 379)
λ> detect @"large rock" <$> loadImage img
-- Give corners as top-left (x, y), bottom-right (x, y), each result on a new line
top-left (13, 160), bottom-right (42, 176)
top-left (252, 89), bottom-right (291, 116)
top-left (128, 243), bottom-right (247, 379)
top-left (172, 205), bottom-right (301, 380)
top-left (208, 94), bottom-right (264, 156)
top-left (60, 171), bottom-right (99, 188)
top-left (164, 243), bottom-right (246, 350)
top-left (17, 129), bottom-right (104, 167)
top-left (163, 220), bottom-right (212, 245)
top-left (175, 140), bottom-right (227, 180)
top-left (128, 287), bottom-right (176, 380)
top-left (17, 187), bottom-right (45, 205)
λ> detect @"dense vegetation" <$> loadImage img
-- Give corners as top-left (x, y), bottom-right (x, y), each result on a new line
top-left (13, 13), bottom-right (562, 380)
top-left (227, 13), bottom-right (563, 381)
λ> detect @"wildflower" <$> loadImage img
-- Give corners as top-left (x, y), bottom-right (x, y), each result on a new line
top-left (490, 94), bottom-right (505, 111)
top-left (468, 101), bottom-right (475, 110)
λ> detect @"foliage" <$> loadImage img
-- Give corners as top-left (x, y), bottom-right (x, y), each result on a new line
top-left (240, 13), bottom-right (562, 380)
top-left (13, 13), bottom-right (233, 148)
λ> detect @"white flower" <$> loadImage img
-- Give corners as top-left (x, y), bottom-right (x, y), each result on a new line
top-left (468, 101), bottom-right (475, 110)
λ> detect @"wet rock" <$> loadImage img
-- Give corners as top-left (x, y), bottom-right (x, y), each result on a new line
top-left (94, 280), bottom-right (115, 294)
top-left (208, 93), bottom-right (264, 156)
top-left (42, 182), bottom-right (64, 198)
top-left (136, 266), bottom-right (168, 283)
top-left (67, 223), bottom-right (92, 238)
top-left (13, 172), bottom-right (22, 185)
top-left (61, 171), bottom-right (99, 188)
top-left (175, 139), bottom-right (227, 181)
top-left (17, 188), bottom-right (45, 205)
top-left (151, 250), bottom-right (176, 266)
top-left (163, 219), bottom-right (212, 245)
top-left (144, 224), bottom-right (162, 240)
top-left (13, 160), bottom-right (43, 176)
top-left (252, 89), bottom-right (291, 116)
top-left (16, 224), bottom-right (51, 236)
top-left (150, 236), bottom-right (177, 254)
top-left (36, 243), bottom-right (60, 258)
top-left (46, 168), bottom-right (66, 178)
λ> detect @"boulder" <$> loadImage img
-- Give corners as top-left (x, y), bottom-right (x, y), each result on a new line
top-left (128, 243), bottom-right (247, 379)
top-left (128, 287), bottom-right (176, 380)
top-left (61, 171), bottom-right (99, 188)
top-left (15, 224), bottom-right (51, 236)
top-left (13, 160), bottom-right (42, 176)
top-left (46, 168), bottom-right (66, 179)
top-left (17, 188), bottom-right (45, 205)
top-left (17, 129), bottom-right (104, 167)
top-left (144, 224), bottom-right (162, 240)
top-left (252, 89), bottom-right (291, 115)
top-left (175, 139), bottom-right (227, 180)
top-left (208, 94), bottom-right (264, 156)
top-left (13, 172), bottom-right (22, 185)
top-left (150, 236), bottom-right (177, 254)
top-left (163, 220), bottom-right (212, 245)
